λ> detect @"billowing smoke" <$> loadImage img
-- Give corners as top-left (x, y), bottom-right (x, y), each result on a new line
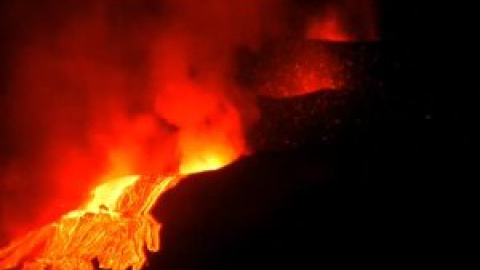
top-left (0, 0), bottom-right (378, 245)
top-left (0, 0), bottom-right (286, 244)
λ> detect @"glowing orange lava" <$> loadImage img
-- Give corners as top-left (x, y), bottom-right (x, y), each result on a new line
top-left (0, 152), bottom-right (236, 270)
top-left (0, 1), bottom-right (380, 269)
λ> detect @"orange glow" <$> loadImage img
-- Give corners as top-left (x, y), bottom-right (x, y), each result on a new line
top-left (0, 0), bottom-right (380, 269)
top-left (0, 175), bottom-right (181, 270)
top-left (82, 175), bottom-right (141, 214)
top-left (0, 0), bottom-right (251, 266)
top-left (0, 143), bottom-right (237, 270)
top-left (180, 145), bottom-right (239, 174)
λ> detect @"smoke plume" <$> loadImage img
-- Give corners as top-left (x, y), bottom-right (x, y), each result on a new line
top-left (0, 0), bottom-right (286, 244)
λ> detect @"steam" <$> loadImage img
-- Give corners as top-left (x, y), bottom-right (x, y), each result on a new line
top-left (150, 0), bottom-right (286, 173)
top-left (0, 0), bottom-right (286, 243)
top-left (0, 0), bottom-right (378, 244)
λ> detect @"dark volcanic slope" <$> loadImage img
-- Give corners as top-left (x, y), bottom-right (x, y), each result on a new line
top-left (143, 1), bottom-right (468, 265)
top-left (145, 20), bottom-right (459, 270)
top-left (149, 144), bottom-right (437, 270)
top-left (152, 149), bottom-right (333, 270)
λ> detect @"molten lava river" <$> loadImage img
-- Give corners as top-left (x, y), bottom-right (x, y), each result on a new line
top-left (0, 157), bottom-right (232, 270)
top-left (0, 0), bottom-right (379, 269)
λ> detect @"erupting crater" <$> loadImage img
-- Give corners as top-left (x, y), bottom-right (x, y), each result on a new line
top-left (0, 0), bottom-right (379, 269)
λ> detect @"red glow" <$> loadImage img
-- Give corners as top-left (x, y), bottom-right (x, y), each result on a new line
top-left (0, 0), bottom-right (285, 246)
top-left (307, 14), bottom-right (353, 42)
top-left (258, 42), bottom-right (346, 98)
top-left (0, 0), bottom-right (379, 268)
top-left (306, 0), bottom-right (378, 42)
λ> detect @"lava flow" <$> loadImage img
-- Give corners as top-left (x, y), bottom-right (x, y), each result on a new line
top-left (0, 0), bottom-right (263, 268)
top-left (0, 0), bottom-right (379, 269)
top-left (0, 168), bottom-right (229, 270)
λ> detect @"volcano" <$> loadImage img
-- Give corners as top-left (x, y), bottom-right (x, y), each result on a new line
top-left (0, 1), bottom-right (468, 269)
